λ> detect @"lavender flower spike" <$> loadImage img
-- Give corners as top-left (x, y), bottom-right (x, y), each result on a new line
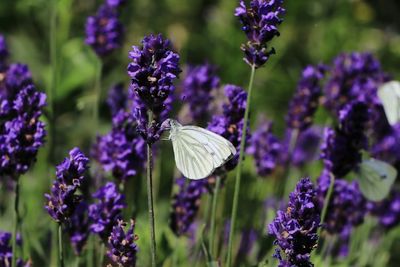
top-left (269, 178), bottom-right (320, 267)
top-left (235, 0), bottom-right (285, 68)
top-left (127, 34), bottom-right (181, 144)
top-left (45, 148), bottom-right (89, 223)
top-left (89, 182), bottom-right (126, 240)
top-left (107, 219), bottom-right (138, 267)
top-left (0, 231), bottom-right (31, 266)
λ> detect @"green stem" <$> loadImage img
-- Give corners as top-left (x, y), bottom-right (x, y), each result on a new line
top-left (317, 173), bottom-right (335, 242)
top-left (48, 0), bottom-right (57, 164)
top-left (11, 178), bottom-right (20, 267)
top-left (86, 235), bottom-right (94, 267)
top-left (99, 243), bottom-right (105, 267)
top-left (226, 64), bottom-right (256, 267)
top-left (93, 58), bottom-right (103, 134)
top-left (58, 223), bottom-right (64, 267)
top-left (147, 111), bottom-right (157, 267)
top-left (209, 176), bottom-right (221, 258)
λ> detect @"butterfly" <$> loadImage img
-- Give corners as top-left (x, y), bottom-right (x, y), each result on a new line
top-left (377, 81), bottom-right (400, 126)
top-left (357, 158), bottom-right (397, 201)
top-left (162, 119), bottom-right (237, 179)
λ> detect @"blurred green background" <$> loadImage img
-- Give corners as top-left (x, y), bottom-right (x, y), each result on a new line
top-left (1, 0), bottom-right (400, 266)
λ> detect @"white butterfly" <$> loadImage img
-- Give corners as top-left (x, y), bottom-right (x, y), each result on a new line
top-left (377, 81), bottom-right (400, 126)
top-left (162, 119), bottom-right (237, 179)
top-left (357, 158), bottom-right (397, 201)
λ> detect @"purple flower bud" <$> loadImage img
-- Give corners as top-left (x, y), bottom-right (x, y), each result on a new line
top-left (85, 4), bottom-right (124, 57)
top-left (66, 201), bottom-right (90, 255)
top-left (235, 0), bottom-right (285, 67)
top-left (368, 189), bottom-right (400, 229)
top-left (107, 83), bottom-right (127, 116)
top-left (0, 231), bottom-right (31, 266)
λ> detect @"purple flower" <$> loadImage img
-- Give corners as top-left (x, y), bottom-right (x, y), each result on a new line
top-left (106, 0), bottom-right (126, 8)
top-left (235, 0), bottom-right (285, 68)
top-left (286, 64), bottom-right (326, 131)
top-left (170, 177), bottom-right (208, 236)
top-left (0, 231), bottom-right (31, 267)
top-left (323, 52), bottom-right (389, 115)
top-left (368, 189), bottom-right (400, 229)
top-left (45, 148), bottom-right (89, 223)
top-left (85, 4), bottom-right (124, 57)
top-left (107, 83), bottom-right (127, 116)
top-left (3, 63), bottom-right (33, 99)
top-left (269, 178), bottom-right (320, 267)
top-left (317, 171), bottom-right (366, 234)
top-left (292, 126), bottom-right (323, 167)
top-left (372, 123), bottom-right (400, 169)
top-left (182, 63), bottom-right (220, 123)
top-left (247, 120), bottom-right (281, 176)
top-left (66, 201), bottom-right (90, 255)
top-left (321, 101), bottom-right (370, 177)
top-left (107, 219), bottom-right (138, 267)
top-left (89, 182), bottom-right (126, 241)
top-left (238, 229), bottom-right (258, 258)
top-left (0, 34), bottom-right (8, 71)
top-left (93, 111), bottom-right (146, 183)
top-left (127, 34), bottom-right (181, 144)
top-left (0, 85), bottom-right (47, 178)
top-left (208, 84), bottom-right (249, 171)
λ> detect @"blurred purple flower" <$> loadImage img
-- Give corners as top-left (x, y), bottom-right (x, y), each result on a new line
top-left (292, 126), bottom-right (323, 167)
top-left (127, 34), bottom-right (181, 144)
top-left (208, 84), bottom-right (249, 171)
top-left (89, 182), bottom-right (126, 241)
top-left (321, 101), bottom-right (370, 177)
top-left (182, 63), bottom-right (220, 123)
top-left (170, 177), bottom-right (208, 236)
top-left (368, 189), bottom-right (400, 229)
top-left (85, 4), bottom-right (124, 57)
top-left (269, 178), bottom-right (320, 267)
top-left (106, 0), bottom-right (126, 8)
top-left (0, 84), bottom-right (46, 178)
top-left (238, 229), bottom-right (258, 258)
top-left (66, 201), bottom-right (90, 255)
top-left (372, 123), bottom-right (400, 170)
top-left (235, 0), bottom-right (285, 68)
top-left (107, 219), bottom-right (138, 267)
top-left (0, 231), bottom-right (30, 267)
top-left (247, 120), bottom-right (281, 176)
top-left (317, 171), bottom-right (366, 234)
top-left (93, 111), bottom-right (145, 183)
top-left (45, 148), bottom-right (89, 223)
top-left (286, 64), bottom-right (326, 131)
top-left (2, 63), bottom-right (32, 99)
top-left (107, 83), bottom-right (127, 116)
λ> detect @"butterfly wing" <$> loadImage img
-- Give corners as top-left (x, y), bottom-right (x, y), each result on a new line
top-left (180, 126), bottom-right (237, 168)
top-left (358, 158), bottom-right (397, 201)
top-left (378, 81), bottom-right (400, 126)
top-left (172, 131), bottom-right (215, 179)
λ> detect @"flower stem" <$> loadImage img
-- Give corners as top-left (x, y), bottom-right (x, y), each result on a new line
top-left (99, 243), bottom-right (105, 266)
top-left (58, 223), bottom-right (65, 267)
top-left (209, 176), bottom-right (221, 258)
top-left (226, 64), bottom-right (256, 267)
top-left (93, 58), bottom-right (102, 135)
top-left (11, 177), bottom-right (20, 267)
top-left (317, 172), bottom-right (335, 241)
top-left (147, 111), bottom-right (157, 267)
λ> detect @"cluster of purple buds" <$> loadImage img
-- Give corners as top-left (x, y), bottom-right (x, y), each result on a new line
top-left (286, 64), bottom-right (326, 131)
top-left (0, 231), bottom-right (30, 267)
top-left (85, 1), bottom-right (124, 57)
top-left (93, 111), bottom-right (146, 183)
top-left (89, 182), bottom-right (126, 241)
top-left (269, 178), bottom-right (320, 267)
top-left (317, 171), bottom-right (366, 234)
top-left (368, 189), bottom-right (400, 229)
top-left (65, 201), bottom-right (90, 255)
top-left (321, 101), bottom-right (370, 177)
top-left (170, 177), bottom-right (208, 236)
top-left (291, 126), bottom-right (323, 167)
top-left (182, 63), bottom-right (220, 124)
top-left (235, 0), bottom-right (285, 68)
top-left (247, 120), bottom-right (281, 176)
top-left (45, 148), bottom-right (89, 223)
top-left (208, 84), bottom-right (249, 171)
top-left (127, 34), bottom-right (181, 144)
top-left (372, 123), bottom-right (400, 170)
top-left (107, 83), bottom-right (127, 116)
top-left (107, 219), bottom-right (138, 267)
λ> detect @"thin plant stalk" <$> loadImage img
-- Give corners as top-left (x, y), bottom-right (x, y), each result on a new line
top-left (11, 177), bottom-right (20, 267)
top-left (147, 111), bottom-right (157, 267)
top-left (317, 172), bottom-right (335, 241)
top-left (58, 223), bottom-right (65, 267)
top-left (86, 235), bottom-right (94, 267)
top-left (226, 64), bottom-right (256, 267)
top-left (99, 243), bottom-right (105, 267)
top-left (93, 58), bottom-right (103, 133)
top-left (209, 176), bottom-right (221, 258)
